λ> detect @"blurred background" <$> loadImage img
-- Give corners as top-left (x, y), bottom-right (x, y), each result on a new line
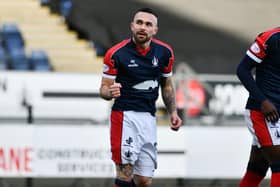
top-left (0, 0), bottom-right (279, 186)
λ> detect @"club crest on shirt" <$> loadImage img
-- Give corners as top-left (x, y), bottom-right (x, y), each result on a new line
top-left (152, 56), bottom-right (159, 67)
top-left (128, 59), bottom-right (139, 67)
top-left (250, 42), bottom-right (260, 53)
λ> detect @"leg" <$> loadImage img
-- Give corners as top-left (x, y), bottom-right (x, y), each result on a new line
top-left (133, 174), bottom-right (152, 187)
top-left (110, 111), bottom-right (138, 187)
top-left (261, 145), bottom-right (280, 187)
top-left (132, 143), bottom-right (155, 187)
top-left (114, 164), bottom-right (134, 187)
top-left (244, 110), bottom-right (280, 186)
top-left (239, 145), bottom-right (269, 187)
top-left (131, 112), bottom-right (157, 187)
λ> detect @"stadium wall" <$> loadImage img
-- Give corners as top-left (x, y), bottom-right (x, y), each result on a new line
top-left (0, 125), bottom-right (264, 179)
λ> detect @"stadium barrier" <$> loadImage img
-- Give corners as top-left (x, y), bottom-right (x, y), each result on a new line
top-left (0, 71), bottom-right (110, 124)
top-left (0, 70), bottom-right (248, 125)
top-left (0, 125), bottom-right (268, 179)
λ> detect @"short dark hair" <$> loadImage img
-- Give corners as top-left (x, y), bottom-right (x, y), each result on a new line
top-left (133, 7), bottom-right (158, 19)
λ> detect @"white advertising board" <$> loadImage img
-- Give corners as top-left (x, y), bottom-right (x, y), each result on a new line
top-left (0, 72), bottom-right (110, 123)
top-left (0, 125), bottom-right (185, 178)
top-left (0, 125), bottom-right (260, 179)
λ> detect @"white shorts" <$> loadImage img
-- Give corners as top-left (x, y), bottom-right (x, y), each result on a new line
top-left (245, 109), bottom-right (280, 147)
top-left (110, 110), bottom-right (157, 177)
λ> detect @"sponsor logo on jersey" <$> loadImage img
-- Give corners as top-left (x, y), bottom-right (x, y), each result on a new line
top-left (103, 64), bottom-right (109, 72)
top-left (128, 59), bottom-right (139, 67)
top-left (250, 42), bottom-right (261, 53)
top-left (152, 56), bottom-right (159, 67)
top-left (133, 80), bottom-right (159, 90)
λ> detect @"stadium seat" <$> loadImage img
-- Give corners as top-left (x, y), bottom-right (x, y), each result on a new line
top-left (94, 42), bottom-right (107, 56)
top-left (1, 23), bottom-right (25, 54)
top-left (60, 0), bottom-right (72, 18)
top-left (40, 0), bottom-right (50, 6)
top-left (29, 50), bottom-right (52, 71)
top-left (9, 49), bottom-right (30, 70)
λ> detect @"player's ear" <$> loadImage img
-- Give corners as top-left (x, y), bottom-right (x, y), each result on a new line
top-left (153, 26), bottom-right (158, 35)
top-left (130, 22), bottom-right (134, 31)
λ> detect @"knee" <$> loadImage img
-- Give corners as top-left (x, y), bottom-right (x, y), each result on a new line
top-left (247, 162), bottom-right (269, 176)
top-left (116, 164), bottom-right (134, 181)
top-left (134, 176), bottom-right (152, 187)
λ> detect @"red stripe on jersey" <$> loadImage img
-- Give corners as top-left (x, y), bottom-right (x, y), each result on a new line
top-left (136, 46), bottom-right (151, 56)
top-left (250, 110), bottom-right (273, 146)
top-left (110, 110), bottom-right (124, 164)
top-left (152, 38), bottom-right (174, 73)
top-left (103, 39), bottom-right (131, 76)
top-left (249, 28), bottom-right (280, 60)
top-left (152, 38), bottom-right (174, 56)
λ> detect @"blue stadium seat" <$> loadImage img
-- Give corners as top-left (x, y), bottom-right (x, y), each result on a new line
top-left (60, 0), bottom-right (72, 18)
top-left (94, 42), bottom-right (107, 56)
top-left (1, 23), bottom-right (24, 54)
top-left (29, 50), bottom-right (52, 71)
top-left (40, 0), bottom-right (50, 6)
top-left (9, 49), bottom-right (30, 70)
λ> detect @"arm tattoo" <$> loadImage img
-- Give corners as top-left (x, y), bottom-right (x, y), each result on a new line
top-left (161, 77), bottom-right (176, 114)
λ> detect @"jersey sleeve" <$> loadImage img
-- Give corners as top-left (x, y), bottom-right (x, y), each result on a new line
top-left (102, 49), bottom-right (118, 79)
top-left (246, 33), bottom-right (268, 63)
top-left (162, 47), bottom-right (174, 77)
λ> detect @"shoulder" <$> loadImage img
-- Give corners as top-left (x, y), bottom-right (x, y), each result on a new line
top-left (104, 39), bottom-right (131, 59)
top-left (256, 27), bottom-right (280, 44)
top-left (152, 38), bottom-right (174, 57)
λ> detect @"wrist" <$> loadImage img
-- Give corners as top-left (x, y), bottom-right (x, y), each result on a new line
top-left (169, 109), bottom-right (177, 116)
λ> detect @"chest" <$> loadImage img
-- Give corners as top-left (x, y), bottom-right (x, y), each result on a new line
top-left (115, 48), bottom-right (166, 79)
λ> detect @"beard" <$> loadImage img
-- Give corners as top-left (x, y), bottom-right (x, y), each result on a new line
top-left (133, 32), bottom-right (151, 44)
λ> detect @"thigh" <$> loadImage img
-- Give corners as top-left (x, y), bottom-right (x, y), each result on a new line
top-left (134, 143), bottom-right (157, 177)
top-left (110, 110), bottom-right (140, 165)
top-left (131, 111), bottom-right (157, 177)
top-left (261, 145), bottom-right (280, 164)
top-left (245, 110), bottom-right (280, 147)
top-left (249, 145), bottom-right (269, 164)
top-left (111, 111), bottom-right (157, 177)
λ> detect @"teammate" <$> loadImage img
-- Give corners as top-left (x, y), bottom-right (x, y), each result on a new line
top-left (99, 7), bottom-right (182, 187)
top-left (237, 27), bottom-right (280, 187)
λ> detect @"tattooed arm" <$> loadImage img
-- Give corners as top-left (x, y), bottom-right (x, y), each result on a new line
top-left (160, 77), bottom-right (182, 130)
top-left (161, 77), bottom-right (176, 114)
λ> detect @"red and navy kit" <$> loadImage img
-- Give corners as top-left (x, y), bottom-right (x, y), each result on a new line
top-left (103, 38), bottom-right (174, 115)
top-left (237, 28), bottom-right (280, 111)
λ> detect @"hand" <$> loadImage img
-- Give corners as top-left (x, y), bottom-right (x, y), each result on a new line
top-left (261, 99), bottom-right (279, 123)
top-left (109, 83), bottom-right (122, 98)
top-left (170, 111), bottom-right (182, 131)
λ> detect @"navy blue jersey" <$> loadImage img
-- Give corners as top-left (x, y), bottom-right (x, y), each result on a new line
top-left (245, 28), bottom-right (280, 110)
top-left (103, 38), bottom-right (174, 115)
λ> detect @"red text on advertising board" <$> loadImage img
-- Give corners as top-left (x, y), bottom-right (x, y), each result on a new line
top-left (0, 147), bottom-right (33, 172)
